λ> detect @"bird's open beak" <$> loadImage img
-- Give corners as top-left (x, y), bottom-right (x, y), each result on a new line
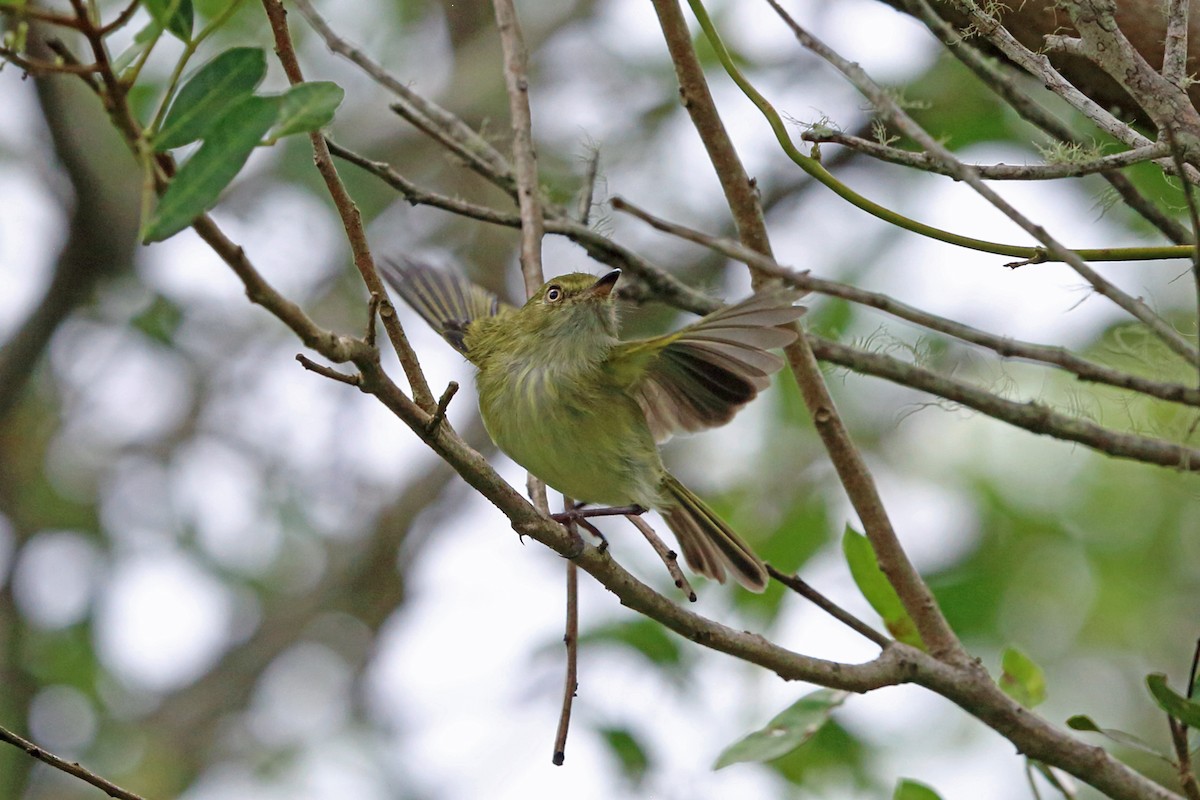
top-left (590, 269), bottom-right (621, 299)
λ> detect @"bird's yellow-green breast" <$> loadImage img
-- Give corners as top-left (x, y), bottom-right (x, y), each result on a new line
top-left (467, 272), bottom-right (669, 507)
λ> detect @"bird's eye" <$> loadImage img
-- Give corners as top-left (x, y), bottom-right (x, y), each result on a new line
top-left (545, 286), bottom-right (563, 303)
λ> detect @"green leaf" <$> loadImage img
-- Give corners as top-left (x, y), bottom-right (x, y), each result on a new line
top-left (714, 689), bottom-right (849, 769)
top-left (130, 295), bottom-right (184, 345)
top-left (842, 527), bottom-right (922, 648)
top-left (599, 727), bottom-right (650, 786)
top-left (143, 0), bottom-right (193, 42)
top-left (155, 47), bottom-right (267, 151)
top-left (1066, 714), bottom-right (1101, 732)
top-left (894, 778), bottom-right (944, 800)
top-left (577, 618), bottom-right (683, 668)
top-left (142, 94), bottom-right (280, 243)
top-left (268, 81), bottom-right (345, 141)
top-left (113, 20), bottom-right (162, 76)
top-left (1028, 761), bottom-right (1075, 797)
top-left (999, 646), bottom-right (1046, 708)
top-left (1066, 714), bottom-right (1171, 759)
top-left (2, 18), bottom-right (27, 51)
top-left (1147, 673), bottom-right (1200, 728)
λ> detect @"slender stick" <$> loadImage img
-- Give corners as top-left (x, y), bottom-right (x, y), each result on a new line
top-left (766, 565), bottom-right (889, 647)
top-left (801, 131), bottom-right (1171, 180)
top-left (810, 336), bottom-right (1200, 471)
top-left (296, 354), bottom-right (360, 386)
top-left (553, 555), bottom-right (580, 764)
top-left (627, 514), bottom-right (696, 602)
top-left (259, 0), bottom-right (435, 409)
top-left (901, 0), bottom-right (1193, 245)
top-left (655, 0), bottom-right (963, 661)
top-left (0, 724), bottom-right (149, 800)
top-left (1166, 127), bottom-right (1200, 388)
top-left (610, 195), bottom-right (1200, 409)
top-left (492, 0), bottom-right (546, 293)
top-left (1163, 0), bottom-right (1191, 89)
top-left (759, 0), bottom-right (1197, 364)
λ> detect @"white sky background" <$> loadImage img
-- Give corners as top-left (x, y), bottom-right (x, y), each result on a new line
top-left (0, 0), bottom-right (1187, 798)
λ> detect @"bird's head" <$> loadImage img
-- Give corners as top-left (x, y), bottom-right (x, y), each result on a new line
top-left (517, 269), bottom-right (621, 339)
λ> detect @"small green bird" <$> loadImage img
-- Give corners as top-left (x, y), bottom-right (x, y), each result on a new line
top-left (384, 260), bottom-right (805, 592)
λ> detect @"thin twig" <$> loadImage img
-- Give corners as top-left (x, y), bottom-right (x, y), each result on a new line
top-left (327, 140), bottom-right (718, 314)
top-left (1169, 717), bottom-right (1200, 800)
top-left (576, 148), bottom-right (601, 225)
top-left (901, 0), bottom-right (1193, 245)
top-left (1163, 0), bottom-right (1191, 89)
top-left (1166, 127), bottom-right (1200, 388)
top-left (260, 0), bottom-right (435, 410)
top-left (0, 5), bottom-right (84, 27)
top-left (0, 47), bottom-right (102, 74)
top-left (290, 0), bottom-right (514, 188)
top-left (553, 559), bottom-right (579, 765)
top-left (627, 514), bottom-right (696, 602)
top-left (610, 194), bottom-right (1200, 409)
top-left (1173, 637), bottom-right (1200, 800)
top-left (491, 0), bottom-right (546, 292)
top-left (98, 0), bottom-right (140, 35)
top-left (801, 131), bottom-right (1171, 180)
top-left (1188, 638), bottom-right (1200, 699)
top-left (0, 724), bottom-right (149, 800)
top-left (810, 335), bottom-right (1200, 471)
top-left (660, 0), bottom-right (962, 661)
top-left (365, 292), bottom-right (381, 349)
top-left (425, 381), bottom-right (459, 434)
top-left (327, 139), bottom-right (520, 226)
top-left (489, 0), bottom-right (559, 560)
top-left (766, 564), bottom-right (889, 647)
top-left (762, 0), bottom-right (1198, 365)
top-left (296, 354), bottom-right (361, 386)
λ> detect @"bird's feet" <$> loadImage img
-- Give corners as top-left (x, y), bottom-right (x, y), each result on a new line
top-left (550, 503), bottom-right (647, 524)
top-left (551, 504), bottom-right (647, 553)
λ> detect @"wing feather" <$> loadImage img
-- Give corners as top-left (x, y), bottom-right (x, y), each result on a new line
top-left (623, 288), bottom-right (805, 441)
top-left (381, 258), bottom-right (506, 354)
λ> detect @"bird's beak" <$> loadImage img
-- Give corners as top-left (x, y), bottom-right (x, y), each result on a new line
top-left (590, 269), bottom-right (621, 299)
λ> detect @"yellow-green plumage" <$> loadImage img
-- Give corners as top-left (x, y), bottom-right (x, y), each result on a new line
top-left (384, 259), bottom-right (805, 592)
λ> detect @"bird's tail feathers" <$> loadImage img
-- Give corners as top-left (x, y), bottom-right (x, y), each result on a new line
top-left (661, 475), bottom-right (768, 593)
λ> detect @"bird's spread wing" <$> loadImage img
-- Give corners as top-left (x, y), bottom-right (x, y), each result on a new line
top-left (614, 289), bottom-right (806, 442)
top-left (381, 258), bottom-right (507, 355)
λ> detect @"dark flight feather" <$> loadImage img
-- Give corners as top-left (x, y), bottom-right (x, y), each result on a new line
top-left (381, 258), bottom-right (504, 354)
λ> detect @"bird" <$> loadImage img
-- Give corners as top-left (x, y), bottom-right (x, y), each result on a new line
top-left (383, 259), bottom-right (805, 592)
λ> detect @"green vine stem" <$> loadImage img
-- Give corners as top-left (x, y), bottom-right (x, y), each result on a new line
top-left (686, 0), bottom-right (1192, 265)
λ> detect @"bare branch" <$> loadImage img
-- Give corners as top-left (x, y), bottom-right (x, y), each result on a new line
top-left (900, 0), bottom-right (1194, 245)
top-left (425, 381), bottom-right (460, 435)
top-left (0, 724), bottom-right (149, 800)
top-left (627, 514), bottom-right (697, 602)
top-left (296, 354), bottom-right (361, 386)
top-left (552, 559), bottom-right (579, 766)
top-left (1163, 0), bottom-right (1191, 89)
top-left (260, 0), bottom-right (434, 409)
top-left (810, 335), bottom-right (1200, 471)
top-left (802, 130), bottom-right (1171, 180)
top-left (764, 0), bottom-right (1199, 365)
top-left (766, 564), bottom-right (890, 647)
top-left (491, 0), bottom-right (546, 292)
top-left (661, 0), bottom-right (963, 661)
top-left (610, 195), bottom-right (1200, 409)
top-left (291, 0), bottom-right (514, 189)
